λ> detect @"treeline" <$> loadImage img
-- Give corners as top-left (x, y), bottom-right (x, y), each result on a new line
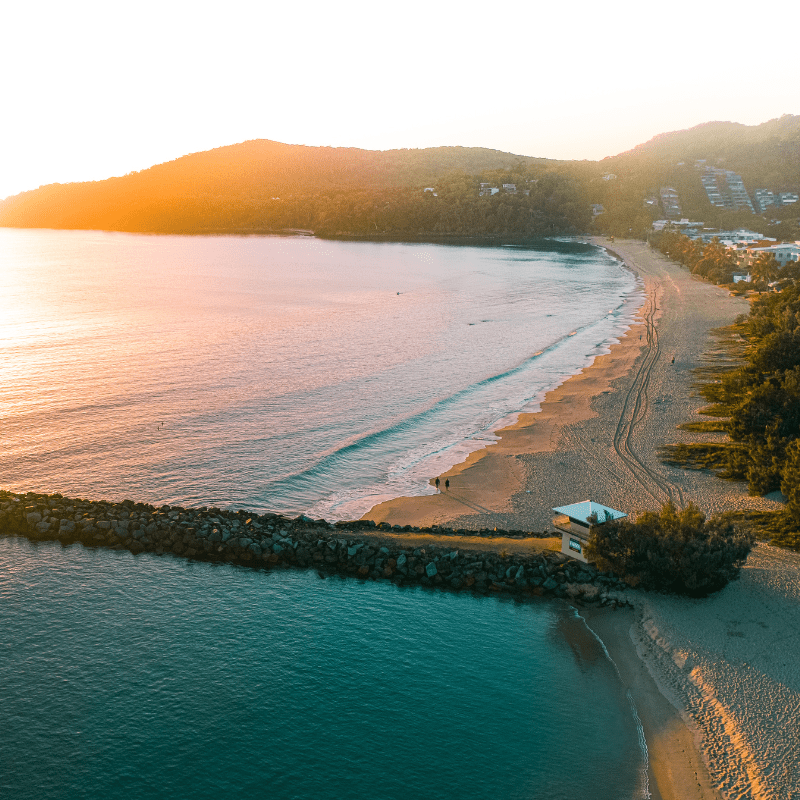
top-left (662, 284), bottom-right (800, 548)
top-left (3, 117), bottom-right (799, 239)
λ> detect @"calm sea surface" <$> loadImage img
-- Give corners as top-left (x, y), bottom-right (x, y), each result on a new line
top-left (0, 536), bottom-right (644, 800)
top-left (0, 229), bottom-right (639, 520)
top-left (1, 229), bottom-right (646, 799)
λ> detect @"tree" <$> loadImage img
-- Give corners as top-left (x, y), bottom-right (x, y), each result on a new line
top-left (751, 252), bottom-right (780, 286)
top-left (781, 440), bottom-right (800, 526)
top-left (584, 501), bottom-right (753, 597)
top-left (693, 238), bottom-right (736, 282)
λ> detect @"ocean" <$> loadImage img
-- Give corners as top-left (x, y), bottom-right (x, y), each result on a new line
top-left (0, 229), bottom-right (639, 520)
top-left (0, 229), bottom-right (646, 799)
top-left (0, 535), bottom-right (645, 800)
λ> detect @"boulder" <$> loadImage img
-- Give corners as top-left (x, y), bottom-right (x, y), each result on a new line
top-left (59, 519), bottom-right (76, 534)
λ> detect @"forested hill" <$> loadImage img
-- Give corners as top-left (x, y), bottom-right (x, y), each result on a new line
top-left (590, 115), bottom-right (800, 237)
top-left (0, 141), bottom-right (579, 237)
top-left (2, 116), bottom-right (799, 239)
top-left (606, 116), bottom-right (800, 189)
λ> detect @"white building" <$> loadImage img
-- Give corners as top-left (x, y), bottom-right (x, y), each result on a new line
top-left (738, 242), bottom-right (800, 269)
top-left (551, 501), bottom-right (627, 563)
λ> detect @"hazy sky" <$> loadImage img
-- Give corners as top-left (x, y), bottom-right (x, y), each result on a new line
top-left (1, 0), bottom-right (796, 200)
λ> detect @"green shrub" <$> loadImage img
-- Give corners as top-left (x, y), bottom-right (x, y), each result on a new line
top-left (584, 502), bottom-right (753, 597)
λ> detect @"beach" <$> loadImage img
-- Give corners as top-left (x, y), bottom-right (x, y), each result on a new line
top-left (365, 239), bottom-right (800, 800)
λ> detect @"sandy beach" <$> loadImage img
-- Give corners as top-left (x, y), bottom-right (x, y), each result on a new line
top-left (364, 239), bottom-right (800, 800)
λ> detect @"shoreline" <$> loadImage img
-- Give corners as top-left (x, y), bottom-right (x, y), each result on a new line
top-left (362, 238), bottom-right (658, 530)
top-left (579, 605), bottom-right (719, 800)
top-left (363, 238), bottom-right (795, 800)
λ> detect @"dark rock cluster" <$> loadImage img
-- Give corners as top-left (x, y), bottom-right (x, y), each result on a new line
top-left (0, 490), bottom-right (633, 607)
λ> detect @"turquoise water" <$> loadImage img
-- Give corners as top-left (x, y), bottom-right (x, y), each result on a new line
top-left (0, 536), bottom-right (644, 799)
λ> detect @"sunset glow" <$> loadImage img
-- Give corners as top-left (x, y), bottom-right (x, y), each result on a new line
top-left (1, 0), bottom-right (796, 201)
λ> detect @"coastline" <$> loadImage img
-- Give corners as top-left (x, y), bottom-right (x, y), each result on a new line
top-left (364, 239), bottom-right (795, 800)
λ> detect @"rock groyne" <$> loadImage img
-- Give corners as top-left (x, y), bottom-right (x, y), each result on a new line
top-left (0, 489), bottom-right (633, 606)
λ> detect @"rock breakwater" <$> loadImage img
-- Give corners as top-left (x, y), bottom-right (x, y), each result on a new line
top-left (0, 489), bottom-right (633, 606)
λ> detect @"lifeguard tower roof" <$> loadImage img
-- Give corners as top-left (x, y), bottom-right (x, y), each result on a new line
top-left (551, 501), bottom-right (627, 525)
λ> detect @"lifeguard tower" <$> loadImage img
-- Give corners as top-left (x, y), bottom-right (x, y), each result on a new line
top-left (551, 501), bottom-right (627, 563)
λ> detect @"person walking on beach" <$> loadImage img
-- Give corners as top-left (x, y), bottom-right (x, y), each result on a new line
top-left (445, 479), bottom-right (450, 491)
top-left (435, 477), bottom-right (440, 492)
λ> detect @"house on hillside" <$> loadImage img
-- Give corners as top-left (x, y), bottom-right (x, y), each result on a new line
top-left (551, 501), bottom-right (627, 563)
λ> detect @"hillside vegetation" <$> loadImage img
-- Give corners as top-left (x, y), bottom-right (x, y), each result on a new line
top-left (1, 116), bottom-right (799, 238)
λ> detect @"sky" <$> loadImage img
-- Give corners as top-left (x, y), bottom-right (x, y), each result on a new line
top-left (1, 0), bottom-right (797, 201)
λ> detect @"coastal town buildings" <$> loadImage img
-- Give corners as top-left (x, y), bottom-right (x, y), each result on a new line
top-left (736, 242), bottom-right (800, 269)
top-left (753, 189), bottom-right (799, 212)
top-left (651, 219), bottom-right (704, 234)
top-left (754, 189), bottom-right (776, 213)
top-left (700, 167), bottom-right (755, 212)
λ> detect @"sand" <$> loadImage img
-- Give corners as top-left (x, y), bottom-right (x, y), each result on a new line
top-left (627, 543), bottom-right (800, 800)
top-left (362, 239), bottom-right (799, 799)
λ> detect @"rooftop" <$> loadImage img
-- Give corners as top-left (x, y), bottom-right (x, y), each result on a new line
top-left (551, 501), bottom-right (627, 525)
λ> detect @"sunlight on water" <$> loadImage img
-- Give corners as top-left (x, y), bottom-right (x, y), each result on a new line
top-left (0, 229), bottom-right (638, 518)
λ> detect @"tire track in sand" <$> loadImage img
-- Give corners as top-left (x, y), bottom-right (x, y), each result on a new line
top-left (612, 288), bottom-right (685, 508)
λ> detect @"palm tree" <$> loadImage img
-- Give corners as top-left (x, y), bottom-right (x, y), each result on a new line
top-left (751, 253), bottom-right (780, 286)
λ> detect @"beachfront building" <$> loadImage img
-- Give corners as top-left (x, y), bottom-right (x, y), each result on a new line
top-left (551, 501), bottom-right (627, 563)
top-left (652, 218), bottom-right (703, 234)
top-left (736, 242), bottom-right (800, 270)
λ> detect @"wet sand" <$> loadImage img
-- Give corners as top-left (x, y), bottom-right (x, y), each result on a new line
top-left (363, 239), bottom-right (796, 799)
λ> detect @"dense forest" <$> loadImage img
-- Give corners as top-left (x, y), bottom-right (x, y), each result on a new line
top-left (1, 116), bottom-right (799, 238)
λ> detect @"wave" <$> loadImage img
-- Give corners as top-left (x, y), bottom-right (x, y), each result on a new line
top-left (256, 297), bottom-right (638, 495)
